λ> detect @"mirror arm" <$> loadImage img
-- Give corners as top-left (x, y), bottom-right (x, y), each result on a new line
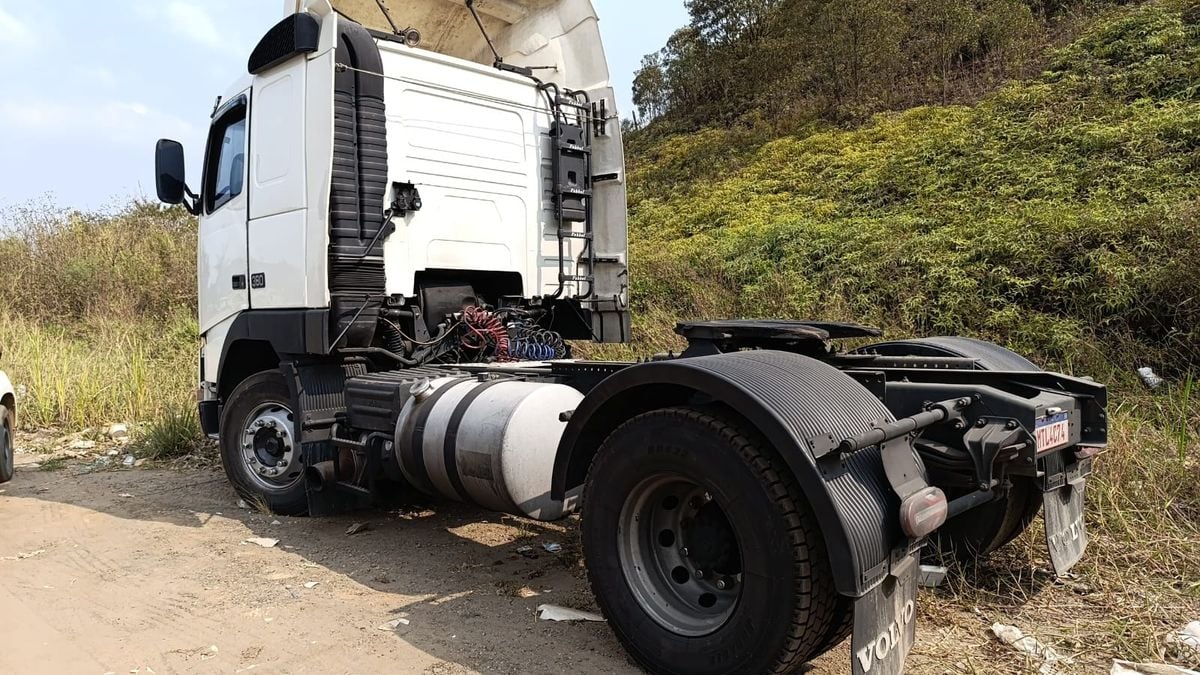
top-left (183, 185), bottom-right (202, 216)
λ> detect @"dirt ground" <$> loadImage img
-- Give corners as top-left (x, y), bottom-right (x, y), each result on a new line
top-left (0, 441), bottom-right (1188, 674)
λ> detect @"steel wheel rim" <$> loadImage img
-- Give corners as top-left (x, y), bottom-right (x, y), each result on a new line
top-left (239, 402), bottom-right (302, 490)
top-left (617, 473), bottom-right (743, 636)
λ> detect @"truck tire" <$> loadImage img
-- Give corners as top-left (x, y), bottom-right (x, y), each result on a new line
top-left (582, 408), bottom-right (839, 674)
top-left (853, 337), bottom-right (1043, 558)
top-left (0, 404), bottom-right (13, 484)
top-left (219, 370), bottom-right (307, 515)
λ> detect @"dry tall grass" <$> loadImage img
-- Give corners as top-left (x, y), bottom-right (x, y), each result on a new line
top-left (0, 201), bottom-right (200, 453)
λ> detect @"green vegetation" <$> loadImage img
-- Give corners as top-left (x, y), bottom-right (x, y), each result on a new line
top-left (0, 201), bottom-right (200, 451)
top-left (632, 0), bottom-right (1121, 130)
top-left (133, 400), bottom-right (205, 460)
top-left (623, 0), bottom-right (1200, 379)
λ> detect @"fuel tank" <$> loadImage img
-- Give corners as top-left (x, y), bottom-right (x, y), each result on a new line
top-left (394, 377), bottom-right (583, 521)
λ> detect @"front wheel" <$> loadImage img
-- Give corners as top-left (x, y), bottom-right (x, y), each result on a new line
top-left (582, 408), bottom-right (841, 674)
top-left (219, 370), bottom-right (307, 515)
top-left (0, 404), bottom-right (13, 484)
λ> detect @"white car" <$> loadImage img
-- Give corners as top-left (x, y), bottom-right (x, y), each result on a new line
top-left (0, 367), bottom-right (12, 483)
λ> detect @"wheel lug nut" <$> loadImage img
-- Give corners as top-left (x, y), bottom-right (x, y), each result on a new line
top-left (695, 569), bottom-right (705, 579)
top-left (702, 492), bottom-right (712, 503)
top-left (716, 579), bottom-right (727, 590)
top-left (679, 547), bottom-right (689, 557)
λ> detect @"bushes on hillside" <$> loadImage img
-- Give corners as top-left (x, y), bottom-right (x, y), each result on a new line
top-left (0, 201), bottom-right (197, 323)
top-left (627, 0), bottom-right (1200, 374)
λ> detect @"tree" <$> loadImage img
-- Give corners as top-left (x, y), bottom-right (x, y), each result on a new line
top-left (632, 53), bottom-right (670, 123)
top-left (685, 0), bottom-right (785, 45)
top-left (980, 0), bottom-right (1040, 76)
top-left (909, 0), bottom-right (979, 103)
top-left (809, 0), bottom-right (907, 118)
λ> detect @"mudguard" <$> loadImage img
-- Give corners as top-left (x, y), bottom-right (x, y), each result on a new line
top-left (552, 350), bottom-right (914, 597)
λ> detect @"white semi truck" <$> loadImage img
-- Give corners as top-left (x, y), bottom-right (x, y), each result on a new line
top-left (154, 2), bottom-right (1106, 672)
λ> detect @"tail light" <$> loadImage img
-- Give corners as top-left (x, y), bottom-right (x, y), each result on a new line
top-left (899, 486), bottom-right (948, 538)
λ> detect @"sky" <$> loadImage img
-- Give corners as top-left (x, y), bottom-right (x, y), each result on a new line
top-left (0, 0), bottom-right (687, 211)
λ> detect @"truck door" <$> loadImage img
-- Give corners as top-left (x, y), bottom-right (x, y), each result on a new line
top-left (197, 95), bottom-right (251, 334)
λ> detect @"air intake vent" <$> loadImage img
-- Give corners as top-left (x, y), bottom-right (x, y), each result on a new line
top-left (248, 14), bottom-right (321, 75)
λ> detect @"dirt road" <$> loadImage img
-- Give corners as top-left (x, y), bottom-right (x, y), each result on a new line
top-left (1, 446), bottom-right (1134, 674)
top-left (1, 447), bottom-right (653, 674)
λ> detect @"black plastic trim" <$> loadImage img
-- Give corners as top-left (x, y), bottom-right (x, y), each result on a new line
top-left (216, 309), bottom-right (331, 399)
top-left (248, 13), bottom-right (321, 75)
top-left (328, 19), bottom-right (389, 348)
top-left (198, 400), bottom-right (220, 436)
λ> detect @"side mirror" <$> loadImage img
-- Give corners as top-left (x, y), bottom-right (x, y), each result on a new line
top-left (155, 139), bottom-right (201, 215)
top-left (155, 139), bottom-right (187, 204)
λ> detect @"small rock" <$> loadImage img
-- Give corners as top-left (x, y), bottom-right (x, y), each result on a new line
top-left (122, 455), bottom-right (135, 467)
top-left (106, 449), bottom-right (119, 457)
top-left (304, 581), bottom-right (319, 589)
top-left (243, 537), bottom-right (279, 548)
top-left (108, 424), bottom-right (129, 440)
top-left (377, 618), bottom-right (411, 631)
top-left (542, 542), bottom-right (562, 554)
top-left (118, 493), bottom-right (134, 499)
top-left (134, 458), bottom-right (147, 467)
top-left (270, 520), bottom-right (282, 526)
top-left (515, 545), bottom-right (537, 559)
top-left (70, 440), bottom-right (97, 451)
top-left (237, 499), bottom-right (250, 510)
top-left (345, 522), bottom-right (370, 536)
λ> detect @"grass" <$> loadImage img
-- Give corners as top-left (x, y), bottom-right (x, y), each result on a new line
top-left (0, 313), bottom-right (197, 432)
top-left (0, 200), bottom-right (205, 459)
top-left (132, 401), bottom-right (205, 460)
top-left (37, 456), bottom-right (68, 472)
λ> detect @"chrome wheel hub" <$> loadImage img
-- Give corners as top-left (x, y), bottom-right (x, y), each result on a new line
top-left (239, 403), bottom-right (302, 490)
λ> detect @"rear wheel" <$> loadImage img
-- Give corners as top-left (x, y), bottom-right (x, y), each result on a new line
top-left (582, 408), bottom-right (839, 674)
top-left (854, 337), bottom-right (1043, 558)
top-left (219, 370), bottom-right (307, 515)
top-left (0, 404), bottom-right (13, 484)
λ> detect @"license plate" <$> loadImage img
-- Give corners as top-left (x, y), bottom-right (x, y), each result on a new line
top-left (1035, 412), bottom-right (1071, 453)
top-left (851, 552), bottom-right (918, 675)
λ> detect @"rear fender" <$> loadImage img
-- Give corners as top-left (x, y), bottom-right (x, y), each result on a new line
top-left (553, 350), bottom-right (913, 597)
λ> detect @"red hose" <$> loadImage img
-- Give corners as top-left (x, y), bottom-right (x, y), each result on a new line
top-left (462, 306), bottom-right (510, 361)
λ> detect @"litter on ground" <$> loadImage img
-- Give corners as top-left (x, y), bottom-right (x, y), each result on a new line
top-left (536, 604), bottom-right (605, 622)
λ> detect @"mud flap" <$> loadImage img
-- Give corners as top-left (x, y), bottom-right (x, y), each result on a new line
top-left (851, 552), bottom-right (919, 675)
top-left (1044, 479), bottom-right (1088, 576)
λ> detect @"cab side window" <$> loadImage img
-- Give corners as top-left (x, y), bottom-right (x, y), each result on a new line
top-left (203, 101), bottom-right (248, 213)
